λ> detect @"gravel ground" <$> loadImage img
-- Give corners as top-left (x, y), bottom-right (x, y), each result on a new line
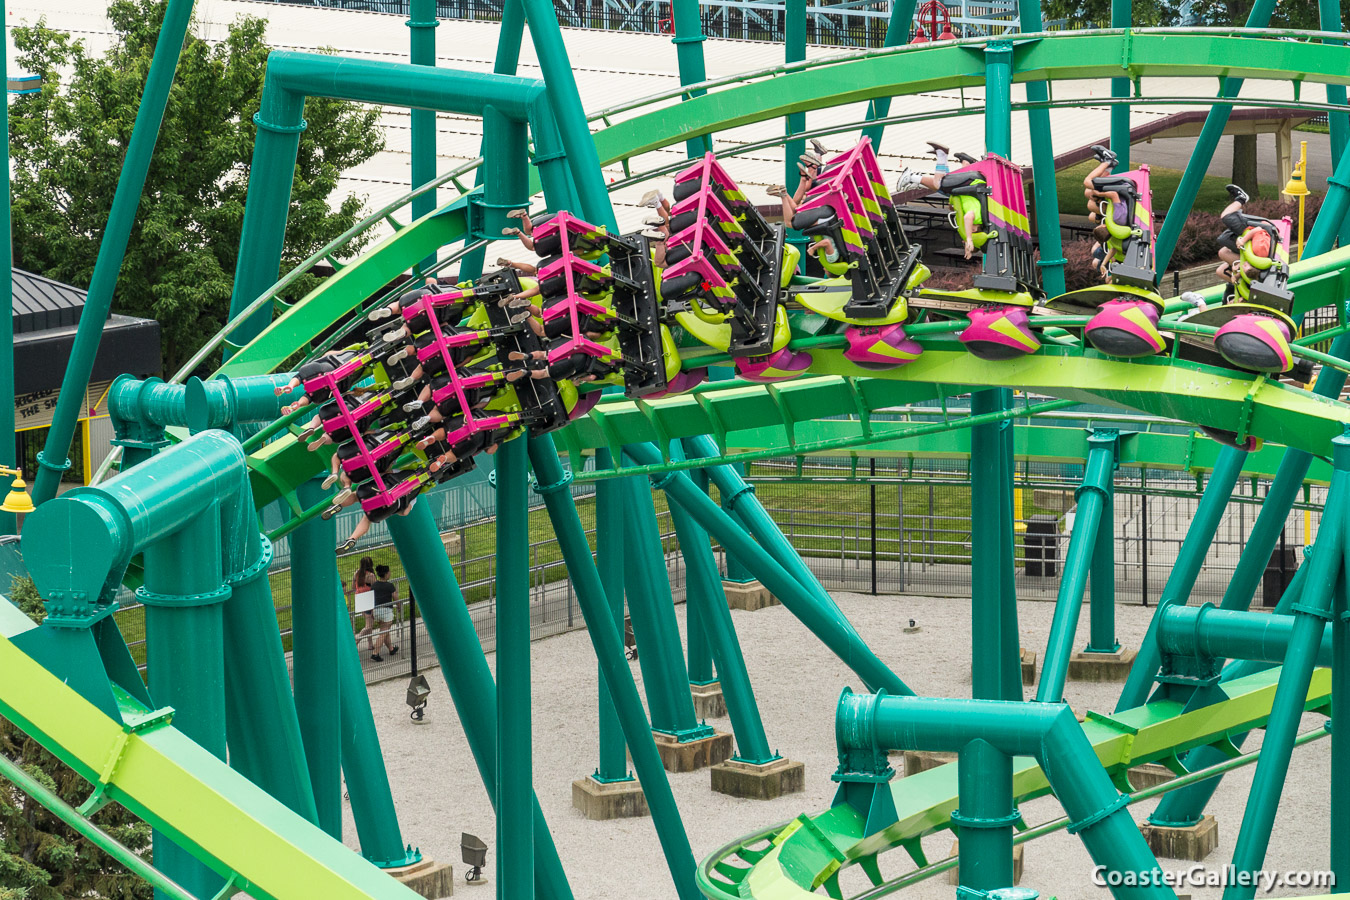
top-left (343, 593), bottom-right (1333, 899)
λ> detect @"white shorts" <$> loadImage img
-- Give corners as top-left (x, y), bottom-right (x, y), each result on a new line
top-left (372, 606), bottom-right (395, 624)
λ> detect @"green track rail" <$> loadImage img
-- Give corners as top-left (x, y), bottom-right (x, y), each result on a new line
top-left (0, 615), bottom-right (421, 900)
top-left (700, 667), bottom-right (1333, 899)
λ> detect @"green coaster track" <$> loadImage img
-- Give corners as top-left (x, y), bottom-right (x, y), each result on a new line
top-left (8, 17), bottom-right (1350, 900)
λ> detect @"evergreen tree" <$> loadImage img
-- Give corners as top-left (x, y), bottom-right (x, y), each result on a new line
top-left (0, 577), bottom-right (151, 899)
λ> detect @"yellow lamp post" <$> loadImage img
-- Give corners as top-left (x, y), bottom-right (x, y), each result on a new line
top-left (1283, 139), bottom-right (1311, 260)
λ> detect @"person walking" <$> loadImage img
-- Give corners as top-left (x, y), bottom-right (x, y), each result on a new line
top-left (368, 564), bottom-right (400, 662)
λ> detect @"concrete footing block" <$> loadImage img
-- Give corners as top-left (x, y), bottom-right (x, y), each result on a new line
top-left (1068, 647), bottom-right (1136, 682)
top-left (1128, 762), bottom-right (1177, 791)
top-left (1021, 647), bottom-right (1038, 686)
top-left (1141, 815), bottom-right (1219, 861)
top-left (946, 840), bottom-right (1024, 885)
top-left (571, 776), bottom-right (649, 820)
top-left (690, 681), bottom-right (726, 719)
top-left (711, 757), bottom-right (806, 800)
top-left (901, 749), bottom-right (956, 776)
top-left (650, 729), bottom-right (734, 773)
top-left (723, 580), bottom-right (778, 611)
top-left (388, 858), bottom-right (455, 898)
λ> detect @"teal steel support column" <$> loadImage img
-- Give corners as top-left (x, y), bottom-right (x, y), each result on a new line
top-left (334, 584), bottom-right (419, 868)
top-left (518, 0), bottom-right (617, 230)
top-left (1016, 2), bottom-right (1065, 295)
top-left (291, 479), bottom-right (343, 839)
top-left (971, 390), bottom-right (1014, 701)
top-left (783, 0), bottom-right (808, 260)
top-left (1320, 0), bottom-right (1350, 191)
top-left (1148, 561), bottom-right (1308, 827)
top-left (1117, 447), bottom-right (1245, 712)
top-left (978, 43), bottom-right (1022, 702)
top-left (1152, 0), bottom-right (1278, 274)
top-left (1332, 571), bottom-right (1349, 892)
top-left (141, 513), bottom-right (227, 900)
top-left (33, 0), bottom-right (196, 505)
top-left (837, 692), bottom-right (1169, 899)
top-left (956, 739), bottom-right (1014, 895)
top-left (1036, 435), bottom-right (1115, 703)
top-left (593, 452), bottom-right (632, 782)
top-left (685, 465), bottom-right (715, 686)
top-left (0, 0), bottom-right (15, 534)
top-left (784, 0), bottom-right (807, 197)
top-left (621, 475), bottom-right (708, 739)
top-left (222, 531), bottom-right (318, 825)
top-left (626, 441), bottom-right (911, 696)
top-left (495, 438), bottom-right (534, 900)
top-left (461, 0), bottom-right (527, 281)
top-left (527, 435), bottom-right (700, 900)
top-left (671, 0), bottom-right (713, 158)
top-left (409, 0), bottom-right (439, 274)
top-left (1086, 455), bottom-right (1118, 654)
top-left (387, 504), bottom-right (574, 900)
top-left (661, 464), bottom-right (775, 764)
top-left (687, 434), bottom-right (856, 628)
top-left (1224, 436), bottom-right (1350, 899)
top-left (1108, 0), bottom-right (1131, 172)
top-left (859, 0), bottom-right (920, 148)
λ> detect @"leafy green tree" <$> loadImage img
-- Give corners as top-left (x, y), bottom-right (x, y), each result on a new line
top-left (0, 577), bottom-right (151, 899)
top-left (1042, 0), bottom-right (1179, 29)
top-left (9, 0), bottom-right (385, 375)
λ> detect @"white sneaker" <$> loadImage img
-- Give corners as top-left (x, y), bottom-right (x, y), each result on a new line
top-left (387, 348), bottom-right (409, 365)
top-left (368, 307), bottom-right (394, 322)
top-left (412, 415), bottom-right (432, 431)
top-left (321, 472), bottom-right (340, 490)
top-left (639, 189), bottom-right (665, 209)
top-left (392, 375), bottom-right (416, 391)
top-left (383, 328), bottom-right (406, 343)
top-left (403, 400), bottom-right (424, 414)
top-left (894, 168), bottom-right (924, 192)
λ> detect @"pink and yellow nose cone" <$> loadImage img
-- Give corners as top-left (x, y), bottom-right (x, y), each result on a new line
top-left (1084, 299), bottom-right (1166, 358)
top-left (959, 306), bottom-right (1040, 361)
top-left (1214, 314), bottom-right (1293, 374)
top-left (844, 324), bottom-right (923, 369)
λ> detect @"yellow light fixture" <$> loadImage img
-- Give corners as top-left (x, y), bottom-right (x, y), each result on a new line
top-left (1282, 141), bottom-right (1311, 260)
top-left (0, 467), bottom-right (35, 515)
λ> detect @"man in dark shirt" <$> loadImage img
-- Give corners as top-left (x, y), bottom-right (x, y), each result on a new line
top-left (369, 564), bottom-right (400, 662)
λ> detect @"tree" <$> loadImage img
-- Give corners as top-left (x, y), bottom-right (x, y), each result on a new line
top-left (9, 1), bottom-right (386, 376)
top-left (0, 577), bottom-right (151, 899)
top-left (1041, 0), bottom-right (1179, 29)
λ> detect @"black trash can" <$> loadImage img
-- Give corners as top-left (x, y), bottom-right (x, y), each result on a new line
top-left (1024, 514), bottom-right (1059, 577)
top-left (1262, 545), bottom-right (1297, 608)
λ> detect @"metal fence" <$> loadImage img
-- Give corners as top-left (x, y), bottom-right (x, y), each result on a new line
top-left (257, 0), bottom-right (1026, 46)
top-left (101, 451), bottom-right (1319, 685)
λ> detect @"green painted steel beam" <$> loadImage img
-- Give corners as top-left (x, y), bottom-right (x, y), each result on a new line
top-left (0, 630), bottom-right (425, 900)
top-left (706, 665), bottom-right (1334, 899)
